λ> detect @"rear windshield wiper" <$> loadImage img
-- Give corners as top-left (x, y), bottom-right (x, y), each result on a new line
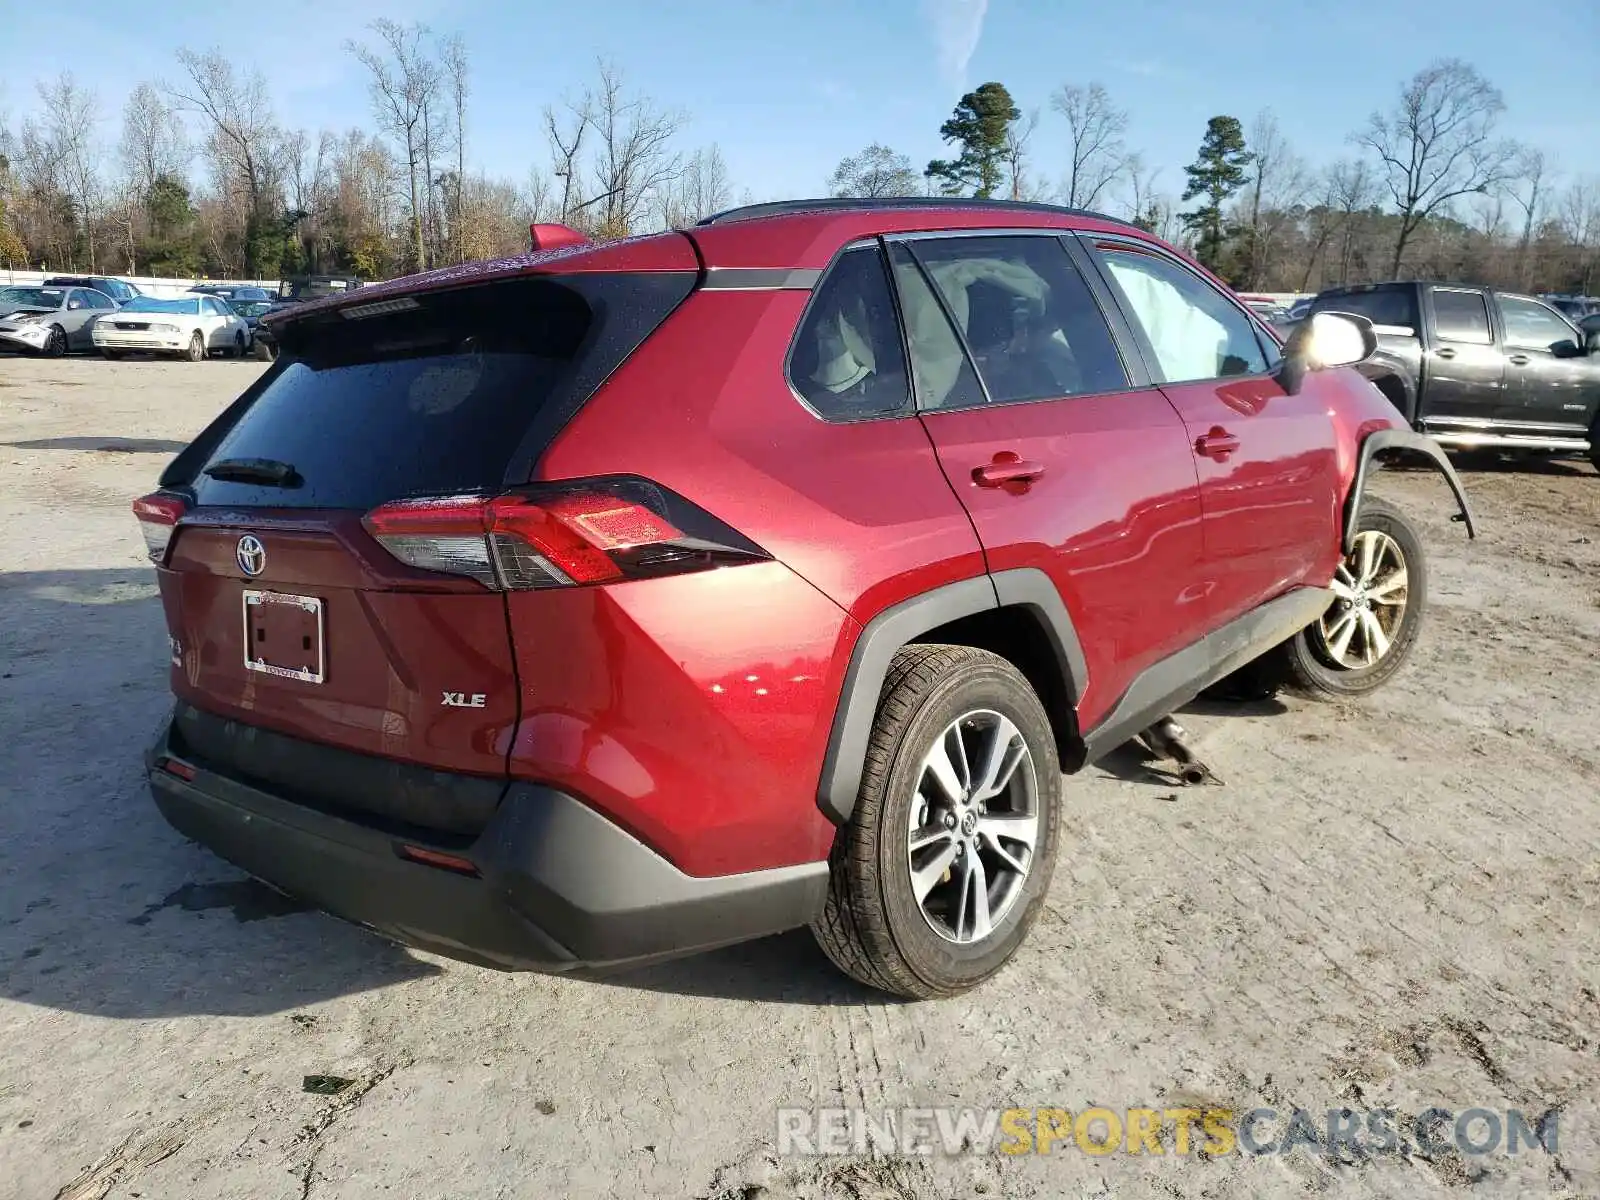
top-left (203, 457), bottom-right (303, 487)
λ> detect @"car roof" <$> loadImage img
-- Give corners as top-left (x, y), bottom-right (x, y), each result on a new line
top-left (272, 197), bottom-right (1160, 325)
top-left (688, 198), bottom-right (1143, 270)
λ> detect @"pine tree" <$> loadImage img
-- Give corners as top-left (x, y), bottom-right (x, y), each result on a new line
top-left (925, 83), bottom-right (1021, 199)
top-left (1180, 116), bottom-right (1253, 273)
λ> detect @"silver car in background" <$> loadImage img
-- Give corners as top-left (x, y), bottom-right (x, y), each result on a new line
top-left (0, 285), bottom-right (120, 356)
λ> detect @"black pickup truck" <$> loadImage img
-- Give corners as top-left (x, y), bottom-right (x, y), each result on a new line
top-left (1302, 281), bottom-right (1600, 468)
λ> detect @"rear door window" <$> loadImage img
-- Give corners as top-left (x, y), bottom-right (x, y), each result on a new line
top-left (895, 235), bottom-right (1129, 408)
top-left (1430, 289), bottom-right (1494, 345)
top-left (183, 273), bottom-right (693, 510)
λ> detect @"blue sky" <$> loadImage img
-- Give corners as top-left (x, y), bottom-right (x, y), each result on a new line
top-left (2, 0), bottom-right (1595, 209)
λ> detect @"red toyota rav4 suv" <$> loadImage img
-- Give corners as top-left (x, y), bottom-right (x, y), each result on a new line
top-left (136, 199), bottom-right (1474, 998)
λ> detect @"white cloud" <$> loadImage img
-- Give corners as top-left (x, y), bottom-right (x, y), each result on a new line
top-left (922, 0), bottom-right (989, 92)
top-left (1111, 57), bottom-right (1173, 80)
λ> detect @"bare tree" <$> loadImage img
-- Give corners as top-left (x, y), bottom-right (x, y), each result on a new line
top-left (347, 20), bottom-right (439, 271)
top-left (522, 168), bottom-right (556, 225)
top-left (828, 144), bottom-right (922, 198)
top-left (544, 94), bottom-right (590, 223)
top-left (169, 49), bottom-right (280, 273)
top-left (1558, 177), bottom-right (1600, 293)
top-left (32, 74), bottom-right (104, 270)
top-left (656, 144), bottom-right (732, 227)
top-left (1357, 59), bottom-right (1518, 277)
top-left (1004, 108), bottom-right (1044, 201)
top-left (1050, 82), bottom-right (1130, 209)
top-left (120, 83), bottom-right (190, 201)
top-left (1238, 111), bottom-right (1309, 288)
top-left (440, 33), bottom-right (469, 262)
top-left (1329, 158), bottom-right (1379, 285)
top-left (587, 62), bottom-right (682, 238)
top-left (1505, 147), bottom-right (1549, 289)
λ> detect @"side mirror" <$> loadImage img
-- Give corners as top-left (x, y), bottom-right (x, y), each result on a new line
top-left (1551, 339), bottom-right (1582, 359)
top-left (1277, 311), bottom-right (1378, 395)
top-left (67, 298), bottom-right (84, 311)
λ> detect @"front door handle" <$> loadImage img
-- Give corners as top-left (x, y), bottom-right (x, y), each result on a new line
top-left (1194, 426), bottom-right (1240, 461)
top-left (1507, 353), bottom-right (1530, 365)
top-left (1436, 347), bottom-right (1458, 360)
top-left (972, 452), bottom-right (1045, 492)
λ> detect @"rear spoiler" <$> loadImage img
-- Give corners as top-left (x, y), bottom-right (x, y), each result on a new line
top-left (530, 223), bottom-right (588, 252)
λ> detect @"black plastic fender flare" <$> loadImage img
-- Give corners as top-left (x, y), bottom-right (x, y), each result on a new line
top-left (816, 568), bottom-right (1087, 825)
top-left (1344, 428), bottom-right (1477, 554)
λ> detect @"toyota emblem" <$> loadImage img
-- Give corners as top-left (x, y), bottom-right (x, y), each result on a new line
top-left (236, 535), bottom-right (266, 577)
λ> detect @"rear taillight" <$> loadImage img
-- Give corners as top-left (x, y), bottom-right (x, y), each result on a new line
top-left (362, 477), bottom-right (768, 590)
top-left (132, 492), bottom-right (187, 564)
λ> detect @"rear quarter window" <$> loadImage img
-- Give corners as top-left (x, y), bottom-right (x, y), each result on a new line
top-left (178, 273), bottom-right (694, 510)
top-left (1313, 289), bottom-right (1418, 330)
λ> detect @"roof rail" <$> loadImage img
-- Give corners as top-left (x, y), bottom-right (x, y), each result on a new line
top-left (696, 196), bottom-right (1137, 229)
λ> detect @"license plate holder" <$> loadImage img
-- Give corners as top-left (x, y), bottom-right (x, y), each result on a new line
top-left (242, 590), bottom-right (325, 684)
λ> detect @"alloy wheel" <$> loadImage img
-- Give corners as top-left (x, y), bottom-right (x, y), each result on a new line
top-left (905, 709), bottom-right (1038, 944)
top-left (1316, 530), bottom-right (1409, 669)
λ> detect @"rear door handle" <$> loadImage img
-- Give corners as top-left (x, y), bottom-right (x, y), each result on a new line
top-left (972, 452), bottom-right (1045, 491)
top-left (1435, 347), bottom-right (1457, 359)
top-left (1194, 426), bottom-right (1240, 461)
top-left (1507, 354), bottom-right (1530, 365)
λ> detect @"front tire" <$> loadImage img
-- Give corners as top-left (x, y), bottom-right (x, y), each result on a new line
top-left (811, 645), bottom-right (1061, 999)
top-left (231, 331), bottom-right (246, 358)
top-left (254, 340), bottom-right (275, 362)
top-left (1271, 496), bottom-right (1427, 699)
top-left (184, 331), bottom-right (205, 362)
top-left (41, 325), bottom-right (67, 358)
top-left (100, 349), bottom-right (121, 361)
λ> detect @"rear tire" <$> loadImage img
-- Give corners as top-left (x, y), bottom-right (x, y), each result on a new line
top-left (811, 645), bottom-right (1061, 999)
top-left (184, 331), bottom-right (205, 362)
top-left (1266, 496), bottom-right (1427, 700)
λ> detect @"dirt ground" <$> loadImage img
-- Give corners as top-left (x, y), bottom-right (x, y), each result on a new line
top-left (2, 355), bottom-right (1598, 1200)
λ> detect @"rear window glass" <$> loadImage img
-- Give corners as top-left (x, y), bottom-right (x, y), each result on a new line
top-left (185, 274), bottom-right (692, 510)
top-left (1312, 289), bottom-right (1418, 330)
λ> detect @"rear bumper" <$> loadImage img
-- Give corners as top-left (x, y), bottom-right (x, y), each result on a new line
top-left (146, 722), bottom-right (828, 972)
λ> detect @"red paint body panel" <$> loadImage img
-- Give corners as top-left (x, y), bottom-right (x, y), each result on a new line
top-left (504, 563), bottom-right (853, 876)
top-left (160, 512), bottom-right (516, 778)
top-left (1157, 373), bottom-right (1344, 624)
top-left (917, 390), bottom-right (1206, 728)
top-left (538, 288), bottom-right (988, 623)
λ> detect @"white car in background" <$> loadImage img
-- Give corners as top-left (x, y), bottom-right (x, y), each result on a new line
top-left (92, 294), bottom-right (250, 361)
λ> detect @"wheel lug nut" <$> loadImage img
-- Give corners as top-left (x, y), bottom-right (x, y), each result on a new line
top-left (944, 813), bottom-right (956, 829)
